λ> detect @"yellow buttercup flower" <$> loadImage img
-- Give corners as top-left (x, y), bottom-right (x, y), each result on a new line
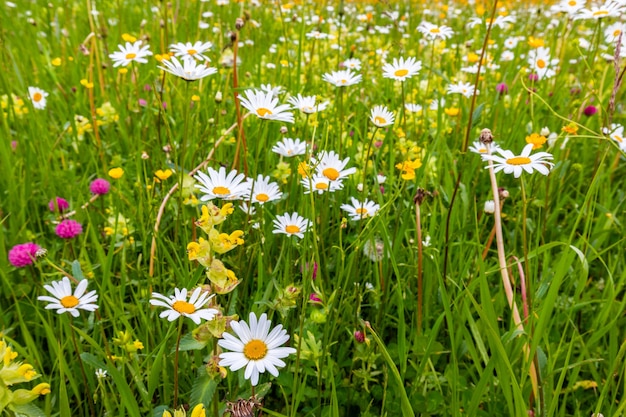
top-left (528, 36), bottom-right (544, 48)
top-left (80, 79), bottom-right (94, 89)
top-left (51, 57), bottom-right (62, 66)
top-left (395, 159), bottom-right (422, 180)
top-left (122, 33), bottom-right (137, 42)
top-left (155, 169), bottom-right (173, 181)
top-left (444, 107), bottom-right (460, 116)
top-left (108, 167), bottom-right (124, 179)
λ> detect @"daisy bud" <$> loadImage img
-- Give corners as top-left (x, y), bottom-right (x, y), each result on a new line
top-left (214, 91), bottom-right (223, 103)
top-left (479, 128), bottom-right (493, 145)
top-left (484, 200), bottom-right (496, 214)
top-left (540, 127), bottom-right (550, 136)
top-left (141, 151), bottom-right (150, 159)
top-left (280, 126), bottom-right (288, 134)
top-left (499, 188), bottom-right (509, 200)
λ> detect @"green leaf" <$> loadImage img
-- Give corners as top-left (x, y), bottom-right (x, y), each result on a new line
top-left (10, 403), bottom-right (47, 417)
top-left (71, 260), bottom-right (85, 281)
top-left (190, 371), bottom-right (217, 409)
top-left (172, 332), bottom-right (207, 353)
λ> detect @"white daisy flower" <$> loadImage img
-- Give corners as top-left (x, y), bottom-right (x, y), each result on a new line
top-left (287, 94), bottom-right (330, 114)
top-left (370, 105), bottom-right (395, 127)
top-left (604, 22), bottom-right (626, 43)
top-left (382, 56), bottom-right (422, 82)
top-left (557, 0), bottom-right (585, 15)
top-left (608, 123), bottom-right (626, 151)
top-left (194, 167), bottom-right (249, 201)
top-left (312, 150), bottom-right (357, 182)
top-left (574, 2), bottom-right (623, 20)
top-left (342, 58), bottom-right (362, 70)
top-left (527, 47), bottom-right (558, 80)
top-left (272, 137), bottom-right (308, 157)
top-left (109, 41), bottom-right (152, 67)
top-left (239, 89), bottom-right (294, 123)
top-left (158, 56), bottom-right (218, 81)
top-left (405, 103), bottom-right (423, 113)
top-left (417, 21), bottom-right (454, 40)
top-left (482, 143), bottom-right (554, 178)
top-left (260, 84), bottom-right (285, 97)
top-left (37, 276), bottom-right (99, 318)
top-left (446, 81), bottom-right (478, 98)
top-left (322, 69), bottom-right (362, 87)
top-left (149, 287), bottom-right (218, 325)
top-left (218, 312), bottom-right (296, 386)
top-left (468, 141), bottom-right (501, 158)
top-left (169, 41), bottom-right (213, 61)
top-left (301, 175), bottom-right (344, 194)
top-left (340, 197), bottom-right (380, 221)
top-left (272, 212), bottom-right (311, 238)
top-left (28, 86), bottom-right (48, 110)
top-left (244, 175), bottom-right (283, 204)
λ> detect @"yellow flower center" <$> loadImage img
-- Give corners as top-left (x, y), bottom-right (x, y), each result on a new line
top-left (244, 339), bottom-right (268, 360)
top-left (257, 107), bottom-right (273, 117)
top-left (593, 10), bottom-right (608, 17)
top-left (356, 208), bottom-right (368, 216)
top-left (60, 295), bottom-right (79, 308)
top-left (172, 300), bottom-right (196, 314)
top-left (340, 79), bottom-right (347, 84)
top-left (615, 135), bottom-right (623, 143)
top-left (430, 27), bottom-right (440, 33)
top-left (213, 186), bottom-right (230, 195)
top-left (479, 148), bottom-right (487, 153)
top-left (322, 167), bottom-right (340, 181)
top-left (255, 193), bottom-right (269, 202)
top-left (536, 59), bottom-right (546, 69)
top-left (506, 156), bottom-right (532, 165)
top-left (125, 53), bottom-right (137, 60)
top-left (33, 92), bottom-right (42, 102)
top-left (285, 225), bottom-right (301, 234)
top-left (374, 116), bottom-right (387, 125)
top-left (568, 0), bottom-right (576, 5)
top-left (188, 49), bottom-right (197, 55)
top-left (614, 29), bottom-right (622, 37)
top-left (394, 69), bottom-right (409, 77)
top-left (315, 182), bottom-right (328, 190)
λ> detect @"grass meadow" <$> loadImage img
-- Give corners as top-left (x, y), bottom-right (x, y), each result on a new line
top-left (1, 0), bottom-right (626, 416)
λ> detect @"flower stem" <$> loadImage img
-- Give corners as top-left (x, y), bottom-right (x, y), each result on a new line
top-left (173, 319), bottom-right (184, 408)
top-left (69, 317), bottom-right (96, 417)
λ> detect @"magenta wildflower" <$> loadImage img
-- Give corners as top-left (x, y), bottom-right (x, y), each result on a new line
top-left (48, 197), bottom-right (69, 212)
top-left (309, 293), bottom-right (322, 304)
top-left (354, 331), bottom-right (366, 343)
top-left (8, 242), bottom-right (41, 267)
top-left (583, 105), bottom-right (597, 116)
top-left (496, 83), bottom-right (508, 95)
top-left (528, 73), bottom-right (539, 82)
top-left (55, 219), bottom-right (83, 239)
top-left (89, 178), bottom-right (110, 195)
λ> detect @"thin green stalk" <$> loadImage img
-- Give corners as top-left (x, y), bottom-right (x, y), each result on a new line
top-left (173, 319), bottom-right (184, 408)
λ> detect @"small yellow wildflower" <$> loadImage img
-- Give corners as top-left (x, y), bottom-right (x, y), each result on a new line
top-left (444, 107), bottom-right (460, 116)
top-left (395, 159), bottom-right (422, 180)
top-left (525, 132), bottom-right (547, 150)
top-left (51, 57), bottom-right (62, 66)
top-left (191, 95), bottom-right (200, 102)
top-left (155, 169), bottom-right (173, 181)
top-left (118, 68), bottom-right (128, 75)
top-left (80, 79), bottom-right (94, 89)
top-left (562, 123), bottom-right (578, 135)
top-left (209, 229), bottom-right (244, 254)
top-left (121, 33), bottom-right (137, 42)
top-left (528, 36), bottom-right (544, 48)
top-left (108, 167), bottom-right (124, 179)
top-left (297, 161), bottom-right (311, 178)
